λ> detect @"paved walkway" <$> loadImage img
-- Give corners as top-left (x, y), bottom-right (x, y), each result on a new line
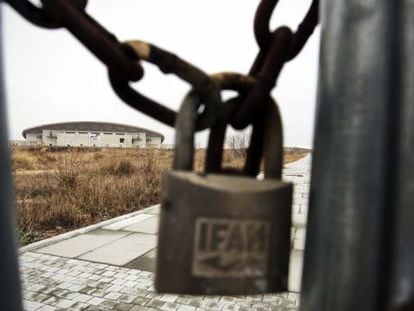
top-left (20, 155), bottom-right (311, 311)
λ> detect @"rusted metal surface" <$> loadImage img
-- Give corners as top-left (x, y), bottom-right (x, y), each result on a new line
top-left (110, 40), bottom-right (221, 130)
top-left (200, 72), bottom-right (267, 176)
top-left (40, 0), bottom-right (143, 82)
top-left (285, 0), bottom-right (319, 61)
top-left (232, 0), bottom-right (319, 129)
top-left (253, 0), bottom-right (319, 59)
top-left (7, 0), bottom-right (143, 81)
top-left (232, 27), bottom-right (293, 129)
top-left (5, 0), bottom-right (87, 28)
top-left (197, 73), bottom-right (259, 174)
top-left (170, 70), bottom-right (283, 179)
top-left (6, 0), bottom-right (60, 28)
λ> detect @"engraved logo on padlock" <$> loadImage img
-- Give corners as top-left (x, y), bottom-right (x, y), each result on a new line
top-left (155, 74), bottom-right (292, 295)
top-left (193, 217), bottom-right (270, 277)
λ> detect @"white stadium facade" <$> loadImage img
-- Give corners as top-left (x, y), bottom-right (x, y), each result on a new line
top-left (20, 122), bottom-right (164, 148)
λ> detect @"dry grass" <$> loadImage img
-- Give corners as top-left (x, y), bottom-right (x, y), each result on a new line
top-left (11, 146), bottom-right (309, 245)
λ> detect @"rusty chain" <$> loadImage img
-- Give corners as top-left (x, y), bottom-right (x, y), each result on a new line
top-left (6, 0), bottom-right (144, 81)
top-left (109, 40), bottom-right (221, 130)
top-left (232, 0), bottom-right (319, 129)
top-left (5, 0), bottom-right (318, 136)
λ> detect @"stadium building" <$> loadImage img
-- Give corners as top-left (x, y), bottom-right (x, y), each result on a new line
top-left (21, 122), bottom-right (164, 148)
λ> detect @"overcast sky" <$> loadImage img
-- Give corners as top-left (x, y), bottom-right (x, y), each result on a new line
top-left (2, 0), bottom-right (319, 148)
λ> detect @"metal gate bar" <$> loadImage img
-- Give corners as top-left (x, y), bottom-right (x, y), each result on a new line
top-left (0, 8), bottom-right (24, 311)
top-left (300, 1), bottom-right (400, 310)
top-left (389, 1), bottom-right (414, 309)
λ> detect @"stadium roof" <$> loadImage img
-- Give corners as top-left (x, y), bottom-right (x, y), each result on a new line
top-left (22, 121), bottom-right (164, 142)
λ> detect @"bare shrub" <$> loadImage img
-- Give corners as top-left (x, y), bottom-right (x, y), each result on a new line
top-left (16, 197), bottom-right (84, 234)
top-left (138, 150), bottom-right (161, 184)
top-left (15, 199), bottom-right (38, 236)
top-left (11, 152), bottom-right (37, 170)
top-left (226, 132), bottom-right (249, 158)
top-left (101, 159), bottom-right (136, 176)
top-left (93, 152), bottom-right (104, 160)
top-left (35, 152), bottom-right (57, 167)
top-left (40, 199), bottom-right (85, 229)
top-left (17, 229), bottom-right (39, 246)
top-left (55, 153), bottom-right (83, 188)
top-left (13, 173), bottom-right (56, 199)
top-left (139, 155), bottom-right (162, 203)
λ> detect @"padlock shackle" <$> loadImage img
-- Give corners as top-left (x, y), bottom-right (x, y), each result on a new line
top-left (205, 105), bottom-right (264, 177)
top-left (173, 91), bottom-right (199, 170)
top-left (206, 98), bottom-right (283, 179)
top-left (173, 73), bottom-right (256, 171)
top-left (263, 100), bottom-right (283, 179)
top-left (173, 72), bottom-right (283, 179)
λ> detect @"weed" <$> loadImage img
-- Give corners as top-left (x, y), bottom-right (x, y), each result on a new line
top-left (11, 152), bottom-right (37, 170)
top-left (101, 159), bottom-right (136, 176)
top-left (55, 153), bottom-right (83, 188)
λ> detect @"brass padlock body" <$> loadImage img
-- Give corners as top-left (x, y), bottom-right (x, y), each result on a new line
top-left (156, 171), bottom-right (292, 295)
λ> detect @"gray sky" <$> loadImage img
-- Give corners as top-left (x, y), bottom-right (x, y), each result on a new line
top-left (2, 0), bottom-right (319, 148)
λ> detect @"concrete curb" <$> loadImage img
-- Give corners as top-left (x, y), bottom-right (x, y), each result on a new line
top-left (19, 204), bottom-right (160, 254)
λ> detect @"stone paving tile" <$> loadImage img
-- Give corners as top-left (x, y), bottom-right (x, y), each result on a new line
top-left (288, 250), bottom-right (305, 293)
top-left (37, 229), bottom-right (130, 258)
top-left (20, 252), bottom-right (300, 310)
top-left (125, 249), bottom-right (157, 272)
top-left (79, 233), bottom-right (156, 265)
top-left (123, 217), bottom-right (159, 234)
top-left (292, 228), bottom-right (306, 251)
top-left (143, 205), bottom-right (160, 215)
top-left (103, 214), bottom-right (154, 231)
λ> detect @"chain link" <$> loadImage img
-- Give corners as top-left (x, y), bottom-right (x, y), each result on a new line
top-left (231, 0), bottom-right (319, 129)
top-left (109, 40), bottom-right (221, 131)
top-left (254, 0), bottom-right (318, 60)
top-left (6, 0), bottom-right (87, 28)
top-left (6, 0), bottom-right (143, 81)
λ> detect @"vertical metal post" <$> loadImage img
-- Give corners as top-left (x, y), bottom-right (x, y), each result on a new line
top-left (300, 1), bottom-right (398, 310)
top-left (0, 7), bottom-right (24, 311)
top-left (388, 1), bottom-right (414, 310)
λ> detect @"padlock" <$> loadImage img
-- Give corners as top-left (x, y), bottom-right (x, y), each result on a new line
top-left (155, 94), bottom-right (292, 295)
